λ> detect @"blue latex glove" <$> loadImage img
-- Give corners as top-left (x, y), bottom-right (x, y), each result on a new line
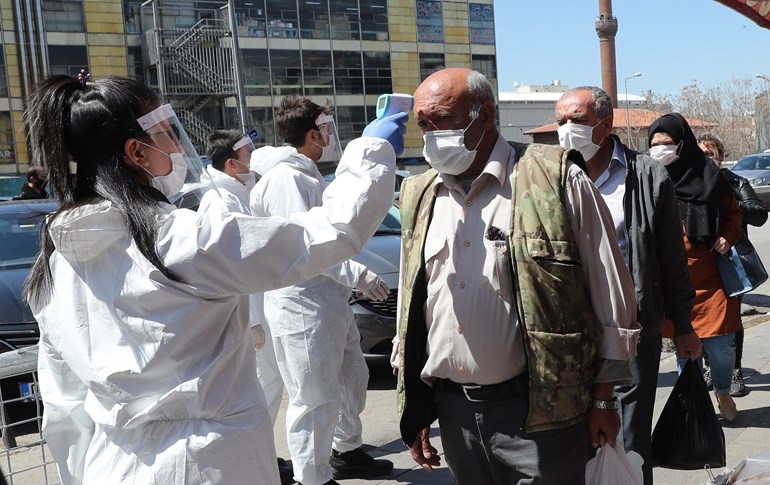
top-left (362, 112), bottom-right (409, 156)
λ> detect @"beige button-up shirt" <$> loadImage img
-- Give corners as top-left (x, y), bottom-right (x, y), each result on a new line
top-left (420, 135), bottom-right (639, 385)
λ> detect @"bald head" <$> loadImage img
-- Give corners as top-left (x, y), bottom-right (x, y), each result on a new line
top-left (413, 68), bottom-right (498, 176)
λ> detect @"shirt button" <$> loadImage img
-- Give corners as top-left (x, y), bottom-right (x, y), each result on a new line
top-left (459, 366), bottom-right (465, 373)
top-left (464, 240), bottom-right (470, 247)
top-left (459, 282), bottom-right (466, 289)
top-left (466, 200), bottom-right (473, 207)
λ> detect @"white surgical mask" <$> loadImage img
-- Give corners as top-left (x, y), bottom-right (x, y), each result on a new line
top-left (138, 141), bottom-right (188, 197)
top-left (313, 134), bottom-right (339, 163)
top-left (557, 120), bottom-right (605, 162)
top-left (232, 159), bottom-right (257, 189)
top-left (649, 144), bottom-right (680, 166)
top-left (422, 116), bottom-right (484, 175)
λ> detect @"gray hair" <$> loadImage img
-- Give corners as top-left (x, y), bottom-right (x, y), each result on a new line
top-left (467, 70), bottom-right (495, 119)
top-left (564, 86), bottom-right (614, 119)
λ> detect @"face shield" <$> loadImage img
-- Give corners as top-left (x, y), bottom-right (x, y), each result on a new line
top-left (136, 104), bottom-right (219, 207)
top-left (315, 113), bottom-right (343, 163)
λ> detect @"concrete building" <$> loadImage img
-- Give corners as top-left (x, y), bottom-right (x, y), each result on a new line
top-left (498, 81), bottom-right (646, 144)
top-left (0, 0), bottom-right (497, 175)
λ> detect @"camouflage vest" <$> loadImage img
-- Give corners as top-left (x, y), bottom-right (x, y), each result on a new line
top-left (397, 142), bottom-right (599, 436)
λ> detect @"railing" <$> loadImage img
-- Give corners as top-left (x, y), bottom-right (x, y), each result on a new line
top-left (0, 346), bottom-right (59, 484)
top-left (177, 110), bottom-right (216, 152)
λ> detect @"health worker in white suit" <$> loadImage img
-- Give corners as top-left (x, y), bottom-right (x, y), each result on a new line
top-left (250, 95), bottom-right (399, 485)
top-left (24, 74), bottom-right (405, 485)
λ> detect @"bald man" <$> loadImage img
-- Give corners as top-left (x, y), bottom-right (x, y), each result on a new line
top-left (395, 68), bottom-right (640, 485)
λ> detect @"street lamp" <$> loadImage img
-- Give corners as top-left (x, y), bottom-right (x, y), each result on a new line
top-left (624, 72), bottom-right (642, 147)
top-left (756, 74), bottom-right (770, 150)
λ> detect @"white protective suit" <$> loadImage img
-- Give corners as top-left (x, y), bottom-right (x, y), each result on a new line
top-left (197, 164), bottom-right (285, 425)
top-left (32, 137), bottom-right (395, 485)
top-left (250, 145), bottom-right (372, 485)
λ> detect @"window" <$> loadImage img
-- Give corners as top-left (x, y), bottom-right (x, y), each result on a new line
top-left (334, 105), bottom-right (367, 149)
top-left (472, 55), bottom-right (496, 82)
top-left (242, 49), bottom-right (271, 96)
top-left (416, 1), bottom-right (443, 43)
top-left (330, 0), bottom-right (360, 40)
top-left (48, 45), bottom-right (88, 77)
top-left (0, 112), bottom-right (13, 166)
top-left (468, 3), bottom-right (494, 45)
top-left (0, 52), bottom-right (7, 97)
top-left (234, 0), bottom-right (268, 38)
top-left (303, 50), bottom-right (333, 95)
top-left (269, 50), bottom-right (302, 95)
top-left (359, 0), bottom-right (387, 41)
top-left (42, 0), bottom-right (85, 33)
top-left (266, 0), bottom-right (298, 38)
top-left (333, 51), bottom-right (363, 95)
top-left (363, 51), bottom-right (391, 95)
top-left (419, 53), bottom-right (444, 81)
top-left (127, 46), bottom-right (144, 84)
top-left (123, 0), bottom-right (143, 34)
top-left (298, 0), bottom-right (330, 39)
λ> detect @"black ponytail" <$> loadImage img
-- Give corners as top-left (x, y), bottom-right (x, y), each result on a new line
top-left (24, 75), bottom-right (183, 306)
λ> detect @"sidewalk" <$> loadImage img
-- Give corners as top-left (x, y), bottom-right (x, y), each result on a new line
top-left (339, 312), bottom-right (770, 485)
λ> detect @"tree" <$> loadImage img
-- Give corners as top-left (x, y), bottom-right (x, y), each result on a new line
top-left (643, 78), bottom-right (758, 160)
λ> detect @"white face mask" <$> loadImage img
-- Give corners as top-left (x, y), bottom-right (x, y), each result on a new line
top-left (138, 141), bottom-right (188, 197)
top-left (557, 120), bottom-right (605, 162)
top-left (422, 116), bottom-right (484, 176)
top-left (649, 144), bottom-right (679, 166)
top-left (313, 133), bottom-right (339, 163)
top-left (232, 159), bottom-right (257, 189)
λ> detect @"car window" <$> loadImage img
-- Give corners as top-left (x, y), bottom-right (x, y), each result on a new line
top-left (734, 155), bottom-right (770, 171)
top-left (376, 205), bottom-right (401, 235)
top-left (0, 210), bottom-right (44, 269)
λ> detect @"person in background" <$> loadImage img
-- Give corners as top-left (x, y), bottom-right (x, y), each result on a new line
top-left (24, 74), bottom-right (401, 484)
top-left (12, 166), bottom-right (48, 200)
top-left (250, 95), bottom-right (402, 485)
top-left (648, 114), bottom-right (743, 422)
top-left (399, 68), bottom-right (640, 485)
top-left (197, 129), bottom-right (294, 484)
top-left (555, 86), bottom-right (699, 485)
top-left (697, 133), bottom-right (768, 397)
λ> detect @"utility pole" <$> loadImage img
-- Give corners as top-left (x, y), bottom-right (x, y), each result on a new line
top-left (596, 0), bottom-right (618, 108)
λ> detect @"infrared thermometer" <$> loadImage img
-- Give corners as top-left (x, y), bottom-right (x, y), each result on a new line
top-left (376, 93), bottom-right (414, 119)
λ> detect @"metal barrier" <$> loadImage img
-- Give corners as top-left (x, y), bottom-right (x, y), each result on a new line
top-left (0, 345), bottom-right (59, 484)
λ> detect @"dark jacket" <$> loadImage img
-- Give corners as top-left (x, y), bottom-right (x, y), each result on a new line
top-left (11, 184), bottom-right (47, 200)
top-left (721, 168), bottom-right (768, 236)
top-left (614, 136), bottom-right (695, 337)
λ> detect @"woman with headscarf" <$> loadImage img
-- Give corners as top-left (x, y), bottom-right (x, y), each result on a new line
top-left (648, 113), bottom-right (743, 422)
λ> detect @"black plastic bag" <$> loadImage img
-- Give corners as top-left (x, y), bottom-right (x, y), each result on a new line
top-left (651, 359), bottom-right (726, 470)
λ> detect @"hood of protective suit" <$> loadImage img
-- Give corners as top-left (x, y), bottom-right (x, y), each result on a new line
top-left (47, 202), bottom-right (131, 262)
top-left (250, 145), bottom-right (319, 178)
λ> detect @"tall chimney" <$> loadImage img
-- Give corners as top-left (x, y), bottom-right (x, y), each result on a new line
top-left (595, 0), bottom-right (618, 108)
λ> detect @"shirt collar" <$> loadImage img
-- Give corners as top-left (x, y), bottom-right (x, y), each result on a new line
top-left (611, 137), bottom-right (628, 168)
top-left (433, 134), bottom-right (511, 193)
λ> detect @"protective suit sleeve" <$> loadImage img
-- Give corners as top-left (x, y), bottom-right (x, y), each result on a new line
top-left (38, 339), bottom-right (95, 485)
top-left (157, 137), bottom-right (396, 296)
top-left (321, 258), bottom-right (366, 288)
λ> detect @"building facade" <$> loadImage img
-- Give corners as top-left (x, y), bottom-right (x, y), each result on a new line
top-left (0, 0), bottom-right (497, 175)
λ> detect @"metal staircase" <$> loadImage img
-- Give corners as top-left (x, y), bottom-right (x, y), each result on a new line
top-left (143, 12), bottom-right (238, 150)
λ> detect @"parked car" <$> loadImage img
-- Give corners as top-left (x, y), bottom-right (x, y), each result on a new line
top-left (731, 152), bottom-right (770, 187)
top-left (169, 183), bottom-right (401, 365)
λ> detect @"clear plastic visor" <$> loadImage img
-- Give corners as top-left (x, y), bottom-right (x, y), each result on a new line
top-left (315, 113), bottom-right (343, 162)
top-left (233, 135), bottom-right (256, 153)
top-left (136, 104), bottom-right (219, 209)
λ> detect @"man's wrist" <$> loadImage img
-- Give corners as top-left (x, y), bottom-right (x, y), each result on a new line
top-left (591, 382), bottom-right (615, 401)
top-left (590, 396), bottom-right (620, 411)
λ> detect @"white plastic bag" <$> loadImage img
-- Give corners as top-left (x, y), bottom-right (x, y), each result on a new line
top-left (585, 441), bottom-right (644, 485)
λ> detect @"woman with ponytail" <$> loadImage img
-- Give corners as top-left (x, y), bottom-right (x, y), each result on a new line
top-left (23, 74), bottom-right (400, 484)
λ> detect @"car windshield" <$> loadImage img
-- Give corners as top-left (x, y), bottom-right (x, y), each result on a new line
top-left (377, 204), bottom-right (401, 235)
top-left (733, 155), bottom-right (770, 171)
top-left (0, 209), bottom-right (45, 270)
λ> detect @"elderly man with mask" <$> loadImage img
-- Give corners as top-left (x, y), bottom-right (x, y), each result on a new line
top-left (397, 68), bottom-right (640, 485)
top-left (554, 86), bottom-right (701, 485)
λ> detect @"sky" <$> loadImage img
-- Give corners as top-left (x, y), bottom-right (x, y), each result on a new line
top-left (493, 0), bottom-right (768, 98)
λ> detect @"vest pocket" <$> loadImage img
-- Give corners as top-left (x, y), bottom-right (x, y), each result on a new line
top-left (485, 239), bottom-right (513, 298)
top-left (526, 330), bottom-right (595, 386)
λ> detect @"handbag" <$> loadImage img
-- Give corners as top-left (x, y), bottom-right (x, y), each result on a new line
top-left (715, 237), bottom-right (768, 297)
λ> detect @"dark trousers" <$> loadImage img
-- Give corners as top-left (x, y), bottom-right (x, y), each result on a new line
top-left (435, 382), bottom-right (587, 485)
top-left (615, 333), bottom-right (662, 485)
